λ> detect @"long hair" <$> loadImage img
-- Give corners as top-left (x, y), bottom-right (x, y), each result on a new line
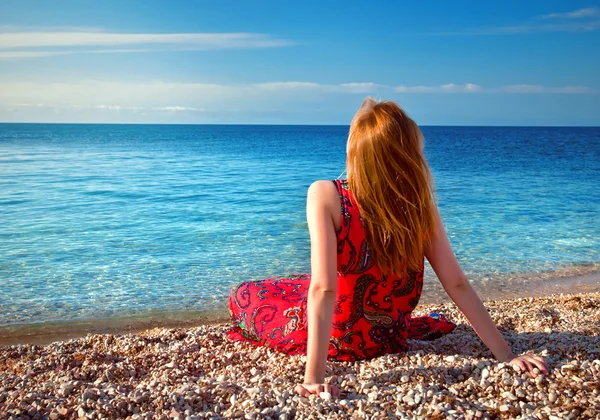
top-left (346, 98), bottom-right (436, 275)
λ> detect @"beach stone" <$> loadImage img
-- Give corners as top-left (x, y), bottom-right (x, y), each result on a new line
top-left (82, 389), bottom-right (97, 401)
top-left (319, 392), bottom-right (332, 401)
top-left (60, 383), bottom-right (74, 397)
top-left (0, 293), bottom-right (599, 420)
top-left (362, 380), bottom-right (375, 390)
top-left (403, 395), bottom-right (415, 406)
top-left (169, 409), bottom-right (183, 419)
top-left (246, 387), bottom-right (260, 396)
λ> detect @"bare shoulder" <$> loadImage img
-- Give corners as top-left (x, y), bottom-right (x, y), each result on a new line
top-left (307, 180), bottom-right (342, 231)
top-left (307, 180), bottom-right (339, 208)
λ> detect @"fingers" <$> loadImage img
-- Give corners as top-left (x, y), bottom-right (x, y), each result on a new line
top-left (521, 355), bottom-right (549, 375)
top-left (323, 383), bottom-right (341, 397)
top-left (295, 383), bottom-right (342, 398)
top-left (294, 384), bottom-right (311, 398)
top-left (529, 357), bottom-right (549, 375)
top-left (509, 354), bottom-right (549, 376)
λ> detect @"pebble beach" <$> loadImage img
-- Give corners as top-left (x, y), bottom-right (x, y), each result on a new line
top-left (1, 292), bottom-right (599, 420)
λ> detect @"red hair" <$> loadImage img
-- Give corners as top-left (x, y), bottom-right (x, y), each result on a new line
top-left (347, 98), bottom-right (436, 275)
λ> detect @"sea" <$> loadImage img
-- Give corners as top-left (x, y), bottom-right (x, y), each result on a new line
top-left (1, 124), bottom-right (599, 341)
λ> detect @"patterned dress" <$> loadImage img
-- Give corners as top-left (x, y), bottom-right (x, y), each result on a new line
top-left (228, 180), bottom-right (455, 361)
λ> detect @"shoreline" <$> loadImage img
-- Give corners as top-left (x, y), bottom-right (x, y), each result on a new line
top-left (1, 268), bottom-right (599, 346)
top-left (0, 292), bottom-right (598, 418)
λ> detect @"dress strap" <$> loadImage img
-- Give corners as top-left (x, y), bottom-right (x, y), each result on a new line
top-left (332, 179), bottom-right (351, 236)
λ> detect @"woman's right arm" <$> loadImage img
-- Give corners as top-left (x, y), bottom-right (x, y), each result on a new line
top-left (425, 206), bottom-right (548, 375)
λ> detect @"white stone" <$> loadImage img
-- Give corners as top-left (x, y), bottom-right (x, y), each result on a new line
top-left (319, 392), bottom-right (332, 401)
top-left (246, 387), bottom-right (260, 396)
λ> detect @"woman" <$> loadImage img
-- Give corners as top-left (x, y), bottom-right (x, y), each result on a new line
top-left (228, 98), bottom-right (548, 398)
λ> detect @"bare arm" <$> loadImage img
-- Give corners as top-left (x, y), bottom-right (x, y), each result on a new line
top-left (295, 181), bottom-right (341, 397)
top-left (425, 206), bottom-right (548, 374)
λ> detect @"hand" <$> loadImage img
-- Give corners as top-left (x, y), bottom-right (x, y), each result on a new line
top-left (506, 353), bottom-right (549, 376)
top-left (295, 383), bottom-right (341, 398)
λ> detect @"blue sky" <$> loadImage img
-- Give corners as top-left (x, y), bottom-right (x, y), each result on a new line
top-left (0, 0), bottom-right (599, 125)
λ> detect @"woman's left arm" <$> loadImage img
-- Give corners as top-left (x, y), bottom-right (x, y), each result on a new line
top-left (295, 181), bottom-right (341, 398)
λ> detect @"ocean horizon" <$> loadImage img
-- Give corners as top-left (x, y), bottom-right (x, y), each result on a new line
top-left (1, 123), bottom-right (599, 339)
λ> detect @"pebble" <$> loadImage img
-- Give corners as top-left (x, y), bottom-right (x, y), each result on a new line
top-left (0, 292), bottom-right (598, 419)
top-left (319, 391), bottom-right (332, 400)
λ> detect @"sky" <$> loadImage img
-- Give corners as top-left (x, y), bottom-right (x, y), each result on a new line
top-left (0, 0), bottom-right (599, 125)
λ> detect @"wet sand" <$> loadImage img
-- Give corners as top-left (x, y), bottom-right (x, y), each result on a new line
top-left (1, 292), bottom-right (599, 419)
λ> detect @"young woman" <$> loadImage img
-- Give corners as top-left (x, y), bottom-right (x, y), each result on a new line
top-left (228, 98), bottom-right (548, 398)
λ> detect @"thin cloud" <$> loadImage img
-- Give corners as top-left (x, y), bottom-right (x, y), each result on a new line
top-left (502, 85), bottom-right (596, 94)
top-left (0, 30), bottom-right (294, 59)
top-left (153, 106), bottom-right (202, 112)
top-left (487, 21), bottom-right (600, 34)
top-left (539, 7), bottom-right (600, 20)
top-left (0, 25), bottom-right (106, 32)
top-left (254, 82), bottom-right (385, 93)
top-left (0, 48), bottom-right (152, 60)
top-left (0, 81), bottom-right (596, 113)
top-left (395, 83), bottom-right (482, 93)
top-left (255, 82), bottom-right (322, 90)
top-left (10, 103), bottom-right (203, 112)
top-left (339, 83), bottom-right (385, 93)
top-left (437, 7), bottom-right (600, 35)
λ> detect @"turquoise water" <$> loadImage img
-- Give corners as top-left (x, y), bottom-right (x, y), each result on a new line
top-left (0, 124), bottom-right (599, 327)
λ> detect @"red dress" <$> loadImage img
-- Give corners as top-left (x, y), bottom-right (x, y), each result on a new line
top-left (228, 180), bottom-right (455, 361)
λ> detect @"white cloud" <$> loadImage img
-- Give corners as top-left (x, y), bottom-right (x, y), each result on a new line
top-left (339, 83), bottom-right (384, 93)
top-left (153, 106), bottom-right (202, 112)
top-left (0, 81), bottom-right (596, 116)
top-left (539, 7), bottom-right (600, 20)
top-left (254, 82), bottom-right (322, 90)
top-left (493, 21), bottom-right (600, 33)
top-left (395, 83), bottom-right (482, 93)
top-left (0, 29), bottom-right (293, 60)
top-left (0, 51), bottom-right (71, 59)
top-left (9, 103), bottom-right (203, 112)
top-left (502, 85), bottom-right (596, 94)
top-left (253, 82), bottom-right (384, 93)
top-left (438, 7), bottom-right (600, 35)
top-left (0, 31), bottom-right (291, 49)
top-left (502, 84), bottom-right (546, 94)
top-left (0, 48), bottom-right (152, 60)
